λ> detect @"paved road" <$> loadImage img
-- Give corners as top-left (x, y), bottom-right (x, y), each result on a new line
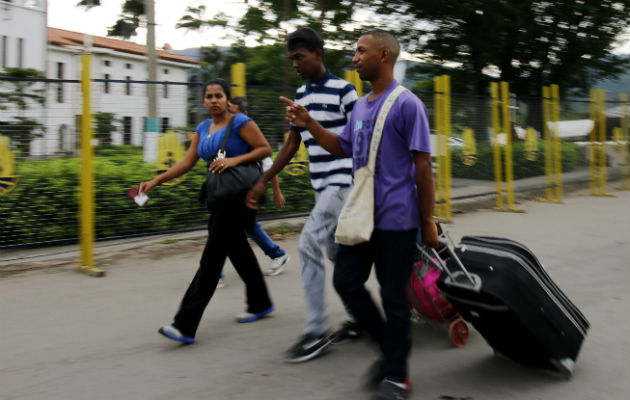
top-left (1, 189), bottom-right (628, 400)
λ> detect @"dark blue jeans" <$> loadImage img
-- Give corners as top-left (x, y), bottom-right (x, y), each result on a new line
top-left (333, 229), bottom-right (416, 383)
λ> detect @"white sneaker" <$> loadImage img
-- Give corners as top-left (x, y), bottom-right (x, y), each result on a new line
top-left (265, 253), bottom-right (289, 276)
top-left (158, 324), bottom-right (195, 344)
top-left (216, 277), bottom-right (225, 289)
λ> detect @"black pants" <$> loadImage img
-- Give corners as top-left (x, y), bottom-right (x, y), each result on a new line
top-left (333, 229), bottom-right (416, 383)
top-left (172, 203), bottom-right (273, 337)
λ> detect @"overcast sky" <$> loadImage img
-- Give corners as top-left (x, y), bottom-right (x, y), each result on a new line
top-left (48, 0), bottom-right (630, 54)
top-left (47, 0), bottom-right (248, 49)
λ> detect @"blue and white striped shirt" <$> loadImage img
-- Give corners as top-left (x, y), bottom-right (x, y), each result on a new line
top-left (291, 70), bottom-right (358, 192)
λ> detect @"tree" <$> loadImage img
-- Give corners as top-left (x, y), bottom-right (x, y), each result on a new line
top-left (0, 68), bottom-right (46, 154)
top-left (93, 112), bottom-right (118, 144)
top-left (77, 0), bottom-right (145, 39)
top-left (375, 0), bottom-right (629, 97)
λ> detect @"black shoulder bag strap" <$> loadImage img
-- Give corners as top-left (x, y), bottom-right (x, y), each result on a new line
top-left (212, 116), bottom-right (234, 162)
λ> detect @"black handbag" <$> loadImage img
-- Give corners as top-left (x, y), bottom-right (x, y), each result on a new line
top-left (200, 117), bottom-right (262, 211)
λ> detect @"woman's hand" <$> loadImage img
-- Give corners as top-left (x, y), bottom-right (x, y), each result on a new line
top-left (209, 157), bottom-right (237, 174)
top-left (139, 179), bottom-right (158, 195)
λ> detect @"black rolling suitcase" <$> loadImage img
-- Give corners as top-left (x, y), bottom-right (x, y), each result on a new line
top-left (422, 233), bottom-right (589, 377)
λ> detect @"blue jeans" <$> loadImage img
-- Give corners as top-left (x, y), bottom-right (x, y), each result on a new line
top-left (247, 222), bottom-right (285, 259)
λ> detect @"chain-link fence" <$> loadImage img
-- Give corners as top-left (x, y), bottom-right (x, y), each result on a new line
top-left (0, 76), bottom-right (628, 248)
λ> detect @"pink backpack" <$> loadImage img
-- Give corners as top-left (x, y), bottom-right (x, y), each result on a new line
top-left (407, 260), bottom-right (454, 321)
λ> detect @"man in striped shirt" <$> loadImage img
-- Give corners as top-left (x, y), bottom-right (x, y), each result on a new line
top-left (246, 27), bottom-right (361, 363)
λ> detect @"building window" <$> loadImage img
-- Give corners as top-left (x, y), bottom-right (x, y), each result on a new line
top-left (126, 63), bottom-right (132, 69)
top-left (163, 68), bottom-right (169, 75)
top-left (104, 74), bottom-right (110, 93)
top-left (125, 76), bottom-right (131, 95)
top-left (56, 62), bottom-right (64, 103)
top-left (17, 38), bottom-right (24, 68)
top-left (104, 60), bottom-right (110, 67)
top-left (1, 36), bottom-right (7, 68)
top-left (161, 117), bottom-right (169, 133)
top-left (163, 82), bottom-right (168, 99)
top-left (123, 116), bottom-right (132, 144)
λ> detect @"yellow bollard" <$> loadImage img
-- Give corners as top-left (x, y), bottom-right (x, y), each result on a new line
top-left (78, 54), bottom-right (104, 277)
top-left (590, 89), bottom-right (615, 196)
top-left (434, 75), bottom-right (452, 222)
top-left (538, 85), bottom-right (563, 203)
top-left (615, 93), bottom-right (629, 191)
top-left (589, 89), bottom-right (598, 195)
top-left (490, 82), bottom-right (504, 211)
top-left (434, 76), bottom-right (445, 221)
top-left (551, 84), bottom-right (563, 201)
top-left (500, 82), bottom-right (524, 212)
top-left (230, 62), bottom-right (246, 98)
top-left (443, 75), bottom-right (452, 221)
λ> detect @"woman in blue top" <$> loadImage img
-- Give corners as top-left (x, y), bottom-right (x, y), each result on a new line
top-left (139, 78), bottom-right (275, 344)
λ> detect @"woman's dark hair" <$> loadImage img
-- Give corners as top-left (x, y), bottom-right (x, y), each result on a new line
top-left (203, 78), bottom-right (231, 101)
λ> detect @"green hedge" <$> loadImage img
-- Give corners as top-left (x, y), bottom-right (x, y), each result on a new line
top-left (0, 149), bottom-right (314, 247)
top-left (450, 140), bottom-right (585, 180)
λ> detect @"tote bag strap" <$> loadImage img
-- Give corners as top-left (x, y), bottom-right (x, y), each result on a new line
top-left (367, 84), bottom-right (408, 171)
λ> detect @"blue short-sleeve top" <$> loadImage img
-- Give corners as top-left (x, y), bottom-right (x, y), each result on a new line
top-left (196, 113), bottom-right (252, 161)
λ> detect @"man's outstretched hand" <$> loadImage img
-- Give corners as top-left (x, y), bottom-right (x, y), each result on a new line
top-left (280, 96), bottom-right (312, 128)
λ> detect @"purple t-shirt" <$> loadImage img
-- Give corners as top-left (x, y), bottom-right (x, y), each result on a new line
top-left (338, 81), bottom-right (431, 231)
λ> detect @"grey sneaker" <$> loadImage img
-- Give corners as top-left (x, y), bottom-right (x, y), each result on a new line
top-left (265, 253), bottom-right (289, 276)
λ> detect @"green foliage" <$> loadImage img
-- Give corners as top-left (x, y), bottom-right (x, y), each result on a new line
top-left (0, 68), bottom-right (47, 152)
top-left (93, 112), bottom-right (118, 144)
top-left (380, 0), bottom-right (630, 97)
top-left (450, 140), bottom-right (585, 180)
top-left (0, 148), bottom-right (314, 246)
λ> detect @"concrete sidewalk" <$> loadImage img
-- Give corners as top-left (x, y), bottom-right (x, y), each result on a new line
top-left (0, 188), bottom-right (628, 400)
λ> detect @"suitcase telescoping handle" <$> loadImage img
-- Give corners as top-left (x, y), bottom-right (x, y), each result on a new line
top-left (417, 230), bottom-right (481, 292)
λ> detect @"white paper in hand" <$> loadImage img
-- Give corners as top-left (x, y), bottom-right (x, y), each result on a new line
top-left (134, 193), bottom-right (149, 207)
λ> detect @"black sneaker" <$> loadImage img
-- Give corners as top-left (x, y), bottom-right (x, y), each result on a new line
top-left (329, 320), bottom-right (363, 344)
top-left (362, 357), bottom-right (385, 389)
top-left (285, 333), bottom-right (331, 363)
top-left (370, 380), bottom-right (410, 400)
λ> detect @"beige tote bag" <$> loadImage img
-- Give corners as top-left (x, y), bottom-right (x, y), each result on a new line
top-left (334, 85), bottom-right (407, 245)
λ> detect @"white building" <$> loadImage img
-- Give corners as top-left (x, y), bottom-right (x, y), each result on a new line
top-left (0, 0), bottom-right (47, 70)
top-left (0, 1), bottom-right (48, 155)
top-left (35, 27), bottom-right (199, 156)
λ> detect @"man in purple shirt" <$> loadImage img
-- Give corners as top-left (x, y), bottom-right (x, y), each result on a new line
top-left (280, 30), bottom-right (438, 400)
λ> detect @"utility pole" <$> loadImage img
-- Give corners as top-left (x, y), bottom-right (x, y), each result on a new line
top-left (144, 0), bottom-right (159, 163)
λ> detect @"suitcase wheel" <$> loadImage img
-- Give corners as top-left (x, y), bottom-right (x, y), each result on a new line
top-left (448, 318), bottom-right (469, 347)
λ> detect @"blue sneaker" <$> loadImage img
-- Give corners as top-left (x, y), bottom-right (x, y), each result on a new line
top-left (158, 324), bottom-right (195, 344)
top-left (235, 306), bottom-right (275, 323)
